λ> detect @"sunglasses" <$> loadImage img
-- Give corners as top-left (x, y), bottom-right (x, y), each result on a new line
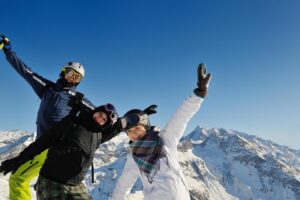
top-left (64, 68), bottom-right (82, 83)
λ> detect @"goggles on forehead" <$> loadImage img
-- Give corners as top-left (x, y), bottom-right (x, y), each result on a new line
top-left (125, 113), bottom-right (148, 128)
top-left (103, 103), bottom-right (118, 125)
top-left (64, 68), bottom-right (83, 83)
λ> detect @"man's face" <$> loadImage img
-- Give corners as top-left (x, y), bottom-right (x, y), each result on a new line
top-left (127, 125), bottom-right (147, 141)
top-left (93, 111), bottom-right (107, 126)
top-left (64, 68), bottom-right (82, 84)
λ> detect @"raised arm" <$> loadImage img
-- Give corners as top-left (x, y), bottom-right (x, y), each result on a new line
top-left (1, 35), bottom-right (52, 98)
top-left (100, 118), bottom-right (125, 144)
top-left (160, 64), bottom-right (211, 149)
top-left (160, 95), bottom-right (203, 149)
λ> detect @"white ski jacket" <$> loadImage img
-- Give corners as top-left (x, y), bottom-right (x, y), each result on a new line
top-left (111, 94), bottom-right (203, 200)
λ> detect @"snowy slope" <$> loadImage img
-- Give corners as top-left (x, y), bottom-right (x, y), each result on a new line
top-left (0, 128), bottom-right (299, 200)
top-left (0, 131), bottom-right (37, 200)
top-left (181, 127), bottom-right (300, 200)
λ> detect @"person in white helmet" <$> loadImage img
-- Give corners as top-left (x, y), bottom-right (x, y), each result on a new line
top-left (111, 64), bottom-right (212, 200)
top-left (0, 34), bottom-right (94, 200)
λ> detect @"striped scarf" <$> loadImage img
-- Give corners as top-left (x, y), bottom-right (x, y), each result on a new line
top-left (129, 130), bottom-right (166, 183)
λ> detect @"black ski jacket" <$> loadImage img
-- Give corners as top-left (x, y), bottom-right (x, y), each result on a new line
top-left (16, 107), bottom-right (122, 186)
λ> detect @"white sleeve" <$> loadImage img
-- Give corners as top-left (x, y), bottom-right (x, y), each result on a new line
top-left (111, 154), bottom-right (140, 200)
top-left (160, 94), bottom-right (203, 150)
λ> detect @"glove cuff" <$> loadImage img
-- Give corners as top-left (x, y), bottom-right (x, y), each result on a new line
top-left (194, 88), bottom-right (208, 98)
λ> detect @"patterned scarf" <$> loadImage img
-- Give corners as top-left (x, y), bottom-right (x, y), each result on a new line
top-left (129, 130), bottom-right (166, 183)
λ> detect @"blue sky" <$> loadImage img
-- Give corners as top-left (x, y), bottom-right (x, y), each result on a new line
top-left (0, 0), bottom-right (299, 149)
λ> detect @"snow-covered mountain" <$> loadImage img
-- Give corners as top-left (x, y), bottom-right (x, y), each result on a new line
top-left (0, 128), bottom-right (299, 200)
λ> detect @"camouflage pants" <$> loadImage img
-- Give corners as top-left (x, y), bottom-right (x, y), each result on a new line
top-left (36, 176), bottom-right (92, 200)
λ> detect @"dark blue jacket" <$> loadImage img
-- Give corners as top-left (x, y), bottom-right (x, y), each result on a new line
top-left (4, 50), bottom-right (94, 138)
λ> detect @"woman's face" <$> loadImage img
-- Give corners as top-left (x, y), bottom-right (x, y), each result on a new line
top-left (93, 111), bottom-right (107, 126)
top-left (127, 125), bottom-right (147, 141)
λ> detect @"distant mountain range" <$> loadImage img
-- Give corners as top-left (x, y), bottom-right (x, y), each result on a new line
top-left (0, 128), bottom-right (299, 200)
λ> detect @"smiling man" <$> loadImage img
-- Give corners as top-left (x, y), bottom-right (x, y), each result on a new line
top-left (0, 34), bottom-right (94, 200)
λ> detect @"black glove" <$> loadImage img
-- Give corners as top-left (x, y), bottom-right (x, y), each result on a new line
top-left (193, 63), bottom-right (212, 98)
top-left (0, 34), bottom-right (11, 51)
top-left (143, 104), bottom-right (157, 115)
top-left (71, 92), bottom-right (84, 115)
top-left (0, 157), bottom-right (24, 175)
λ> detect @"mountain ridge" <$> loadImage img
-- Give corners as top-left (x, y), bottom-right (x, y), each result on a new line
top-left (0, 128), bottom-right (299, 200)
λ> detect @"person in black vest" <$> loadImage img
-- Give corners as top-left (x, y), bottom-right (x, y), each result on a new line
top-left (0, 101), bottom-right (122, 200)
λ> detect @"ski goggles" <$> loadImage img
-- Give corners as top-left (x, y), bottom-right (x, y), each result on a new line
top-left (103, 103), bottom-right (118, 124)
top-left (64, 68), bottom-right (83, 83)
top-left (125, 113), bottom-right (148, 128)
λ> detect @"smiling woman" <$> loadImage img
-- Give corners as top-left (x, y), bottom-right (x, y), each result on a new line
top-left (111, 64), bottom-right (211, 200)
top-left (127, 125), bottom-right (147, 141)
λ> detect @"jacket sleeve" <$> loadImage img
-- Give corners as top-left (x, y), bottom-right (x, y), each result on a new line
top-left (160, 94), bottom-right (204, 150)
top-left (111, 154), bottom-right (140, 200)
top-left (17, 115), bottom-right (74, 162)
top-left (81, 96), bottom-right (95, 110)
top-left (4, 50), bottom-right (52, 98)
top-left (101, 128), bottom-right (120, 144)
top-left (69, 93), bottom-right (96, 117)
top-left (100, 119), bottom-right (123, 144)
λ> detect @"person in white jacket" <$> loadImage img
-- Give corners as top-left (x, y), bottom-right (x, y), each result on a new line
top-left (111, 64), bottom-right (212, 200)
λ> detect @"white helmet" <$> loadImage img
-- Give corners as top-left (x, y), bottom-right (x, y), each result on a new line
top-left (62, 62), bottom-right (85, 78)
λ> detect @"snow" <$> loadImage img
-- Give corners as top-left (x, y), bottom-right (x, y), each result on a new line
top-left (0, 175), bottom-right (10, 199)
top-left (0, 128), bottom-right (300, 200)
